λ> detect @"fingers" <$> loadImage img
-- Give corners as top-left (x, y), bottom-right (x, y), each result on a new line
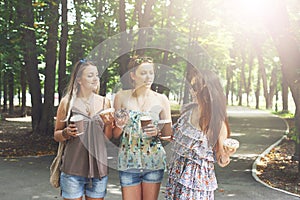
top-left (67, 124), bottom-right (79, 137)
top-left (142, 124), bottom-right (158, 137)
top-left (115, 117), bottom-right (128, 128)
top-left (101, 114), bottom-right (114, 125)
top-left (224, 146), bottom-right (236, 155)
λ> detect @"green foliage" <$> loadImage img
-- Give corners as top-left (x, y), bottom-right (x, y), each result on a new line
top-left (0, 0), bottom-right (298, 120)
top-left (272, 110), bottom-right (294, 119)
top-left (287, 127), bottom-right (299, 144)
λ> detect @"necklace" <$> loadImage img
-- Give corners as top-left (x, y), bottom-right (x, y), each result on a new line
top-left (79, 95), bottom-right (93, 116)
top-left (135, 94), bottom-right (149, 112)
top-left (136, 97), bottom-right (146, 111)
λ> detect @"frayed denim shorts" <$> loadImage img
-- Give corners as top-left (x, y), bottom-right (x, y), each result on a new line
top-left (60, 172), bottom-right (108, 199)
top-left (119, 169), bottom-right (164, 187)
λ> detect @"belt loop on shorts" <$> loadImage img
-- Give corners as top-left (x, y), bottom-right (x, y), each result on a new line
top-left (88, 178), bottom-right (93, 188)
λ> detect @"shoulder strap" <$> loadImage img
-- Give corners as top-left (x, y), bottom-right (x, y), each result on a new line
top-left (102, 97), bottom-right (106, 109)
top-left (180, 102), bottom-right (197, 115)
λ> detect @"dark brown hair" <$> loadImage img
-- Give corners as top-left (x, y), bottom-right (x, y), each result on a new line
top-left (127, 55), bottom-right (154, 72)
top-left (190, 69), bottom-right (230, 145)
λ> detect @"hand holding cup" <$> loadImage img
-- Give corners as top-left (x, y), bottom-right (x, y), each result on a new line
top-left (114, 109), bottom-right (129, 129)
top-left (157, 119), bottom-right (173, 141)
top-left (69, 115), bottom-right (85, 136)
top-left (100, 108), bottom-right (115, 126)
top-left (140, 116), bottom-right (157, 138)
top-left (223, 138), bottom-right (239, 155)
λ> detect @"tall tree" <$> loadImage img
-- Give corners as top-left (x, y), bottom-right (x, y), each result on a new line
top-left (16, 0), bottom-right (42, 132)
top-left (39, 0), bottom-right (59, 135)
top-left (58, 0), bottom-right (68, 100)
top-left (69, 0), bottom-right (84, 65)
top-left (264, 0), bottom-right (300, 170)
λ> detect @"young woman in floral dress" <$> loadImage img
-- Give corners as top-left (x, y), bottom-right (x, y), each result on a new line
top-left (166, 70), bottom-right (237, 200)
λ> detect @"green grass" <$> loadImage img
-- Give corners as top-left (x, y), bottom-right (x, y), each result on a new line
top-left (272, 110), bottom-right (294, 118)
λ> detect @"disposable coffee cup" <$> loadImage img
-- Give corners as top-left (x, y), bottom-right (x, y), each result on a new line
top-left (223, 138), bottom-right (240, 149)
top-left (70, 115), bottom-right (85, 135)
top-left (157, 119), bottom-right (172, 131)
top-left (140, 116), bottom-right (152, 128)
top-left (157, 119), bottom-right (172, 140)
top-left (100, 108), bottom-right (114, 124)
top-left (100, 108), bottom-right (115, 118)
top-left (140, 116), bottom-right (153, 138)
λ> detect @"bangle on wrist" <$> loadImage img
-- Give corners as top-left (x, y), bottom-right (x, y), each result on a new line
top-left (115, 121), bottom-right (125, 130)
top-left (62, 128), bottom-right (69, 139)
top-left (219, 155), bottom-right (230, 165)
top-left (105, 122), bottom-right (114, 128)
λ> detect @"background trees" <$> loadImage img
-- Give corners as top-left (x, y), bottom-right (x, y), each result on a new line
top-left (0, 0), bottom-right (299, 144)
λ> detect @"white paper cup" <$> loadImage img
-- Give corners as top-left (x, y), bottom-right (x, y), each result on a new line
top-left (223, 138), bottom-right (240, 149)
top-left (100, 108), bottom-right (115, 115)
top-left (70, 115), bottom-right (85, 135)
top-left (100, 108), bottom-right (115, 118)
top-left (157, 119), bottom-right (172, 140)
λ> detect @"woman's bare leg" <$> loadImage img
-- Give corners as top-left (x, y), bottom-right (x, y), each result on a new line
top-left (86, 196), bottom-right (104, 200)
top-left (122, 184), bottom-right (142, 200)
top-left (142, 182), bottom-right (161, 200)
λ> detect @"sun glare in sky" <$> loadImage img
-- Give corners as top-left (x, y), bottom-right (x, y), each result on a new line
top-left (224, 0), bottom-right (273, 27)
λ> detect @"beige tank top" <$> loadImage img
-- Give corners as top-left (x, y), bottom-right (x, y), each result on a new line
top-left (61, 100), bottom-right (108, 178)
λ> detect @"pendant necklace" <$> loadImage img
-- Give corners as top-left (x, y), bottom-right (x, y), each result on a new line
top-left (80, 94), bottom-right (93, 116)
top-left (135, 94), bottom-right (148, 112)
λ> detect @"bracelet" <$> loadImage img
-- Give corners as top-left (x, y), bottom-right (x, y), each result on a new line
top-left (219, 155), bottom-right (230, 165)
top-left (115, 121), bottom-right (125, 130)
top-left (105, 122), bottom-right (115, 129)
top-left (62, 128), bottom-right (69, 139)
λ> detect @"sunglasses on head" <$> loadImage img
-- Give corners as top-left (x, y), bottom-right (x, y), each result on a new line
top-left (133, 57), bottom-right (153, 66)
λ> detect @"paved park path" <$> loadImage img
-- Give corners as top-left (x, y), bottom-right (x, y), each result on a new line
top-left (0, 106), bottom-right (299, 200)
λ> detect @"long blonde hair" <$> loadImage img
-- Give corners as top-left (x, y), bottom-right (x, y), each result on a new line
top-left (62, 60), bottom-right (99, 121)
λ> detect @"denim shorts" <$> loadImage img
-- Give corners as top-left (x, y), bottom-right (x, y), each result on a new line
top-left (119, 169), bottom-right (164, 187)
top-left (60, 172), bottom-right (108, 199)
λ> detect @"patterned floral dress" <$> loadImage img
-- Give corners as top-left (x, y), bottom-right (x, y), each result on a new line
top-left (166, 105), bottom-right (217, 200)
top-left (118, 110), bottom-right (167, 172)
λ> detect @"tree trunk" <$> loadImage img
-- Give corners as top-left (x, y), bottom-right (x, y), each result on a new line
top-left (0, 71), bottom-right (2, 110)
top-left (16, 0), bottom-right (42, 132)
top-left (226, 66), bottom-right (231, 105)
top-left (238, 51), bottom-right (246, 106)
top-left (237, 79), bottom-right (242, 106)
top-left (69, 0), bottom-right (84, 65)
top-left (8, 69), bottom-right (14, 115)
top-left (255, 64), bottom-right (261, 109)
top-left (256, 45), bottom-right (270, 109)
top-left (136, 0), bottom-right (156, 55)
top-left (281, 71), bottom-right (289, 112)
top-left (2, 73), bottom-right (8, 112)
top-left (58, 0), bottom-right (68, 101)
top-left (231, 79), bottom-right (234, 106)
top-left (268, 67), bottom-right (278, 110)
top-left (118, 0), bottom-right (130, 89)
top-left (39, 0), bottom-right (59, 136)
top-left (20, 66), bottom-right (27, 116)
top-left (246, 52), bottom-right (254, 107)
top-left (263, 0), bottom-right (300, 173)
